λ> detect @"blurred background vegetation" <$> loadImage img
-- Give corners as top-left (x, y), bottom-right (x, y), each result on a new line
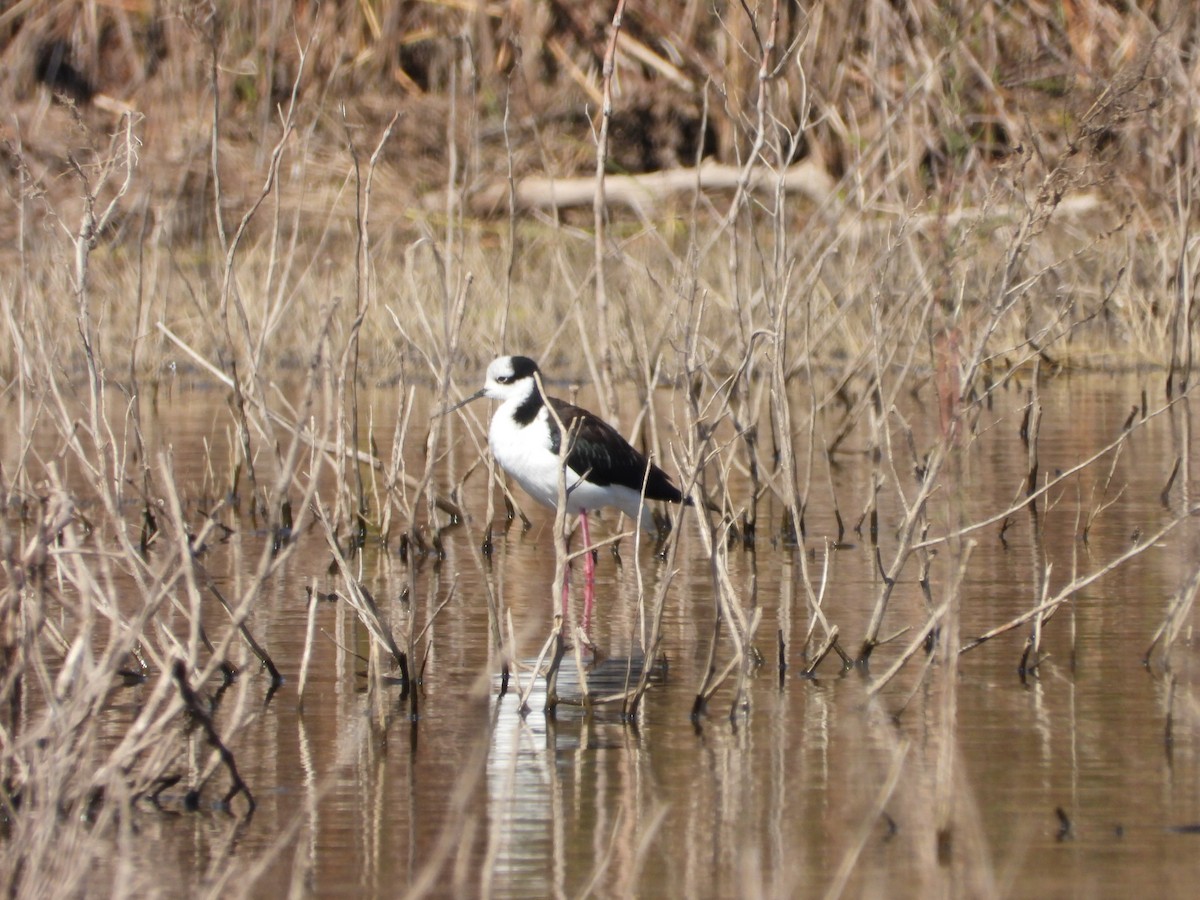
top-left (0, 1), bottom-right (1195, 378)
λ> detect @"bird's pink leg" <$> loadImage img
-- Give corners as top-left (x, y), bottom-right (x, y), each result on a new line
top-left (580, 510), bottom-right (595, 632)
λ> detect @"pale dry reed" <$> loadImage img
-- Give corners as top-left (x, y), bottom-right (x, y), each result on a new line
top-left (2, 2), bottom-right (1199, 897)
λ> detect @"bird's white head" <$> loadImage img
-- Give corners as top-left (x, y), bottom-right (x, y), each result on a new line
top-left (482, 355), bottom-right (541, 403)
top-left (442, 355), bottom-right (542, 415)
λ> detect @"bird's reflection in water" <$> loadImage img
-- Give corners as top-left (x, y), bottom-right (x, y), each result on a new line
top-left (483, 654), bottom-right (666, 898)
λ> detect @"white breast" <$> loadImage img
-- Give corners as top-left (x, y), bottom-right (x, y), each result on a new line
top-left (488, 402), bottom-right (580, 511)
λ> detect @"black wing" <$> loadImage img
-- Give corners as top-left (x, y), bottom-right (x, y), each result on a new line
top-left (547, 397), bottom-right (682, 502)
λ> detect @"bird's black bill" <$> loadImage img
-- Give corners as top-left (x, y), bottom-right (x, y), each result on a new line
top-left (439, 388), bottom-right (486, 416)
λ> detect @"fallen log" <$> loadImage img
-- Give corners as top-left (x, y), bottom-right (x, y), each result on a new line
top-left (460, 159), bottom-right (836, 217)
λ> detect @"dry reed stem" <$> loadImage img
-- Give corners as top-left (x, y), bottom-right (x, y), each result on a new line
top-left (210, 35), bottom-right (310, 522)
top-left (338, 109), bottom-right (400, 539)
top-left (625, 447), bottom-right (698, 717)
top-left (589, 0), bottom-right (628, 422)
top-left (296, 578), bottom-right (321, 708)
top-left (689, 510), bottom-right (758, 717)
top-left (540, 374), bottom-right (585, 710)
top-left (442, 449), bottom-right (511, 687)
top-left (314, 504), bottom-right (409, 681)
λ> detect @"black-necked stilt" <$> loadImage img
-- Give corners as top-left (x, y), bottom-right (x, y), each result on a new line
top-left (452, 355), bottom-right (685, 628)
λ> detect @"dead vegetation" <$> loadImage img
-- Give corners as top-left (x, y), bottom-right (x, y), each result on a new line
top-left (0, 1), bottom-right (1199, 897)
top-left (0, 1), bottom-right (1191, 385)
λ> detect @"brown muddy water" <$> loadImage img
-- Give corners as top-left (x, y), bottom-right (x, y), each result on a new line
top-left (8, 372), bottom-right (1200, 898)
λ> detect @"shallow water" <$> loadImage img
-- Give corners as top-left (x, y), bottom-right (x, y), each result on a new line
top-left (6, 372), bottom-right (1200, 898)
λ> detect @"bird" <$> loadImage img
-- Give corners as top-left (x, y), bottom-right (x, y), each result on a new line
top-left (450, 355), bottom-right (686, 629)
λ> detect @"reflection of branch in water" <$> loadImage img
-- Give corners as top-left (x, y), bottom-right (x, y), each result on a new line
top-left (962, 507), bottom-right (1199, 654)
top-left (172, 659), bottom-right (254, 814)
top-left (1144, 560), bottom-right (1200, 670)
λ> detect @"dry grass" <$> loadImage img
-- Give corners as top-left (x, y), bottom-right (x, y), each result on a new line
top-left (1, 1), bottom-right (1199, 896)
top-left (0, 1), bottom-right (1195, 381)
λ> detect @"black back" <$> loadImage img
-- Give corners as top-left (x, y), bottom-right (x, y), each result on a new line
top-left (546, 397), bottom-right (683, 502)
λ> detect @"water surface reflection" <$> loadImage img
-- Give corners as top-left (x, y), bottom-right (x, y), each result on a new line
top-left (6, 374), bottom-right (1200, 898)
